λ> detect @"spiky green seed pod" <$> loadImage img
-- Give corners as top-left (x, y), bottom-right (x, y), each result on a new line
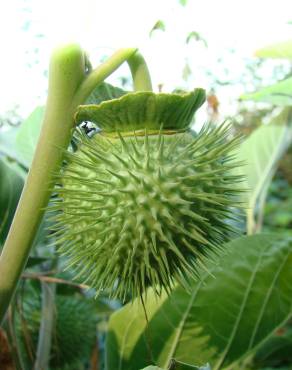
top-left (51, 89), bottom-right (243, 300)
top-left (16, 295), bottom-right (96, 370)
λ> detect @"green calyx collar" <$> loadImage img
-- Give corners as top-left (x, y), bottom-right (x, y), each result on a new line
top-left (74, 88), bottom-right (206, 133)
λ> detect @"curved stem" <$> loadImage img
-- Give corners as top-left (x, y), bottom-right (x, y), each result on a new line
top-left (0, 46), bottom-right (142, 324)
top-left (72, 48), bottom-right (138, 105)
top-left (127, 51), bottom-right (153, 91)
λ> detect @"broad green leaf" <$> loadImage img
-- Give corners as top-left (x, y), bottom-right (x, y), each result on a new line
top-left (15, 106), bottom-right (45, 167)
top-left (0, 159), bottom-right (24, 246)
top-left (255, 40), bottom-right (292, 59)
top-left (237, 108), bottom-right (292, 232)
top-left (106, 234), bottom-right (292, 370)
top-left (85, 82), bottom-right (128, 105)
top-left (240, 77), bottom-right (292, 106)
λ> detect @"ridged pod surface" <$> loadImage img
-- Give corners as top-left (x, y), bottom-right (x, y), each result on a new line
top-left (16, 295), bottom-right (96, 369)
top-left (51, 89), bottom-right (243, 300)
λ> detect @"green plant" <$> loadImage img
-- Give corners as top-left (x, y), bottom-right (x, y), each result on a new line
top-left (16, 291), bottom-right (97, 369)
top-left (0, 39), bottom-right (291, 370)
top-left (0, 45), bottom-right (152, 323)
top-left (50, 90), bottom-right (242, 300)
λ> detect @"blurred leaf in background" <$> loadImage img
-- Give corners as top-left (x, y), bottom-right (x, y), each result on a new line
top-left (149, 20), bottom-right (166, 37)
top-left (241, 78), bottom-right (292, 106)
top-left (237, 108), bottom-right (292, 234)
top-left (185, 31), bottom-right (207, 47)
top-left (0, 159), bottom-right (24, 247)
top-left (255, 40), bottom-right (292, 59)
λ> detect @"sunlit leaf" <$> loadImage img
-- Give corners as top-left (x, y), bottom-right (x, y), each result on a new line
top-left (106, 234), bottom-right (292, 370)
top-left (237, 108), bottom-right (292, 232)
top-left (255, 40), bottom-right (292, 59)
top-left (0, 128), bottom-right (30, 170)
top-left (240, 77), bottom-right (292, 106)
top-left (15, 106), bottom-right (45, 167)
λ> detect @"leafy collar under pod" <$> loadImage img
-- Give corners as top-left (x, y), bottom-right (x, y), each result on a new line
top-left (74, 88), bottom-right (206, 134)
top-left (51, 88), bottom-right (243, 301)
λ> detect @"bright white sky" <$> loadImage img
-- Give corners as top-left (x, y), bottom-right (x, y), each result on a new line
top-left (0, 0), bottom-right (291, 119)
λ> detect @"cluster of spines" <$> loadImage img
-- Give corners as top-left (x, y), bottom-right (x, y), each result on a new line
top-left (17, 293), bottom-right (96, 368)
top-left (49, 123), bottom-right (244, 300)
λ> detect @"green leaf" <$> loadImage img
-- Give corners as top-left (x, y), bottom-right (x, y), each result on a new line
top-left (237, 108), bottom-right (292, 232)
top-left (252, 319), bottom-right (292, 367)
top-left (0, 128), bottom-right (19, 161)
top-left (255, 40), bottom-right (292, 59)
top-left (0, 159), bottom-right (24, 246)
top-left (139, 361), bottom-right (210, 370)
top-left (186, 32), bottom-right (208, 47)
top-left (150, 21), bottom-right (166, 37)
top-left (169, 360), bottom-right (211, 369)
top-left (106, 234), bottom-right (292, 370)
top-left (85, 82), bottom-right (128, 105)
top-left (240, 77), bottom-right (292, 106)
top-left (15, 106), bottom-right (45, 167)
top-left (25, 256), bottom-right (49, 268)
top-left (140, 361), bottom-right (211, 370)
top-left (179, 0), bottom-right (188, 6)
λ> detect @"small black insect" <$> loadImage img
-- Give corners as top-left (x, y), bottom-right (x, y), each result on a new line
top-left (79, 121), bottom-right (100, 137)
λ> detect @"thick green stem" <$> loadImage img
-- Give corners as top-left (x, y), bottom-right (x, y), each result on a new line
top-left (0, 45), bottom-right (143, 324)
top-left (0, 44), bottom-right (86, 324)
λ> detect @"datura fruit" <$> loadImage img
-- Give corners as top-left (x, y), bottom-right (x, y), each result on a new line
top-left (16, 294), bottom-right (96, 369)
top-left (51, 88), bottom-right (243, 300)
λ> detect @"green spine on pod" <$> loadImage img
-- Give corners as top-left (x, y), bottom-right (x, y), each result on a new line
top-left (50, 88), bottom-right (243, 300)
